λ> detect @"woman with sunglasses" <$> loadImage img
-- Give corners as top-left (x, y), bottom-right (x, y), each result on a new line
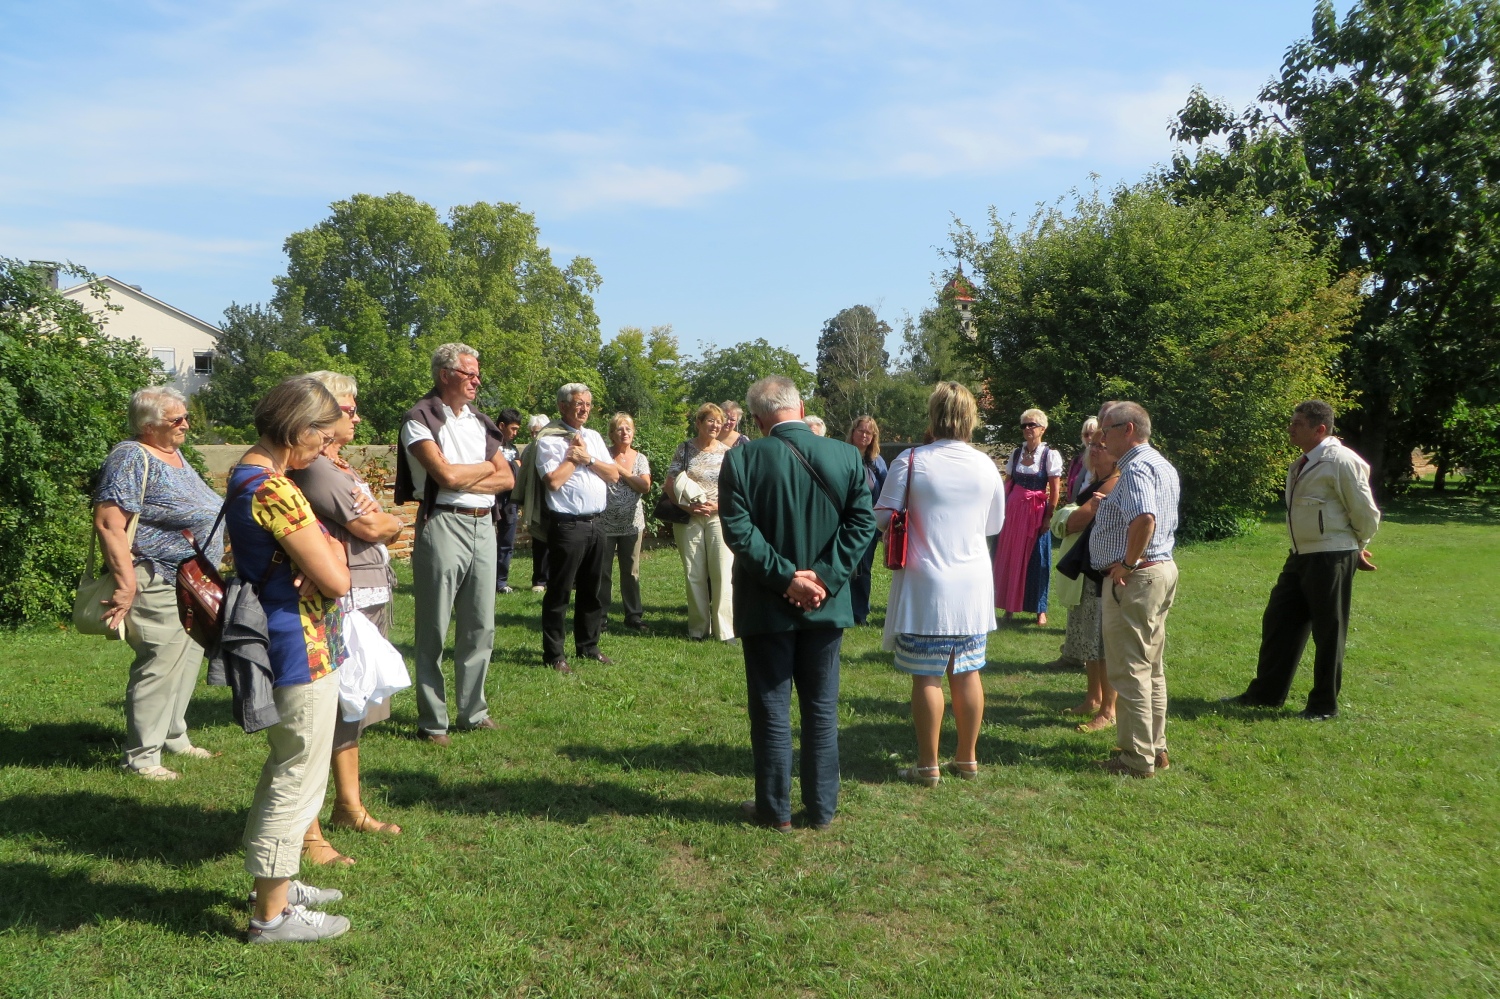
top-left (288, 371), bottom-right (407, 865)
top-left (992, 408), bottom-right (1062, 626)
top-left (93, 386), bottom-right (225, 780)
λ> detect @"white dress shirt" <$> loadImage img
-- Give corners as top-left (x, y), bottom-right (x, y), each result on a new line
top-left (535, 426), bottom-right (612, 516)
top-left (400, 404), bottom-right (495, 510)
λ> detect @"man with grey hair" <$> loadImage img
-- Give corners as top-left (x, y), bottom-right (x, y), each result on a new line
top-left (720, 375), bottom-right (876, 830)
top-left (530, 382), bottom-right (621, 673)
top-left (395, 343), bottom-right (514, 745)
top-left (1089, 400), bottom-right (1180, 778)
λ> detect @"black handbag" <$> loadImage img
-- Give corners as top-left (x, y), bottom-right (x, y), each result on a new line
top-left (652, 492), bottom-right (691, 525)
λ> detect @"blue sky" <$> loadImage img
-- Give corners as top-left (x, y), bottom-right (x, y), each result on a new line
top-left (1, 1), bottom-right (1330, 364)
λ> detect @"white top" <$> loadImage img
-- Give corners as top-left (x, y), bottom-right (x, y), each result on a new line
top-left (535, 426), bottom-right (612, 515)
top-left (400, 404), bottom-right (495, 509)
top-left (1005, 444), bottom-right (1064, 478)
top-left (875, 440), bottom-right (1006, 642)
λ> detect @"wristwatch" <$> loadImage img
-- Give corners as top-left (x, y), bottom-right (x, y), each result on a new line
top-left (1122, 559), bottom-right (1141, 571)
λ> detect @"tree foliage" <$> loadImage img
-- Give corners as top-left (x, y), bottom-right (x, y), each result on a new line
top-left (684, 339), bottom-right (814, 420)
top-left (966, 186), bottom-right (1361, 539)
top-left (814, 305), bottom-right (891, 439)
top-left (0, 261), bottom-right (160, 624)
top-left (597, 325), bottom-right (690, 430)
top-left (1167, 0), bottom-right (1500, 494)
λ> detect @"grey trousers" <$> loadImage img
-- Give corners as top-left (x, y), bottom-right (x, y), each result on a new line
top-left (413, 509), bottom-right (497, 735)
top-left (122, 566), bottom-right (205, 770)
top-left (600, 531), bottom-right (644, 626)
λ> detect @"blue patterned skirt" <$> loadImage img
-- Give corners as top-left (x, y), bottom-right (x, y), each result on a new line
top-left (892, 633), bottom-right (989, 676)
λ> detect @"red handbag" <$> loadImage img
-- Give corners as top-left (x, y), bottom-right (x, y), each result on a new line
top-left (884, 448), bottom-right (917, 570)
top-left (176, 528), bottom-right (225, 649)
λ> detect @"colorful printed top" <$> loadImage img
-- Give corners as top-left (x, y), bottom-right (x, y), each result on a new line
top-left (225, 465), bottom-right (344, 687)
top-left (94, 441), bottom-right (224, 584)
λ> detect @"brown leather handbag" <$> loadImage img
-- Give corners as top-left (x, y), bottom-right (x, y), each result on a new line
top-left (884, 447), bottom-right (917, 570)
top-left (175, 483), bottom-right (241, 650)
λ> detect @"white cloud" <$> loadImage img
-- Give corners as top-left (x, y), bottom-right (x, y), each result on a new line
top-left (0, 221), bottom-right (268, 274)
top-left (554, 163), bottom-right (744, 211)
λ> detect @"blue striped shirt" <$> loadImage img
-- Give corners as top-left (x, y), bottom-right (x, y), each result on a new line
top-left (1090, 443), bottom-right (1180, 569)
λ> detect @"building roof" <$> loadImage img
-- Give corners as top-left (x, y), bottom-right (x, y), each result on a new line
top-left (59, 276), bottom-right (221, 340)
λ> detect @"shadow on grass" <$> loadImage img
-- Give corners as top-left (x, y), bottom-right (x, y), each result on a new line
top-left (1380, 491), bottom-right (1500, 526)
top-left (0, 861), bottom-right (240, 937)
top-left (0, 792), bottom-right (244, 867)
top-left (0, 722), bottom-right (121, 769)
top-left (365, 769), bottom-right (741, 826)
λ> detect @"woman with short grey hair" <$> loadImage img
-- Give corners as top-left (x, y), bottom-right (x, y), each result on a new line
top-left (94, 385), bottom-right (225, 780)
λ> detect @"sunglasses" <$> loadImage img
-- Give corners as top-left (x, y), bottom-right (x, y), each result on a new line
top-left (446, 368), bottom-right (482, 383)
top-left (165, 415), bottom-right (189, 428)
top-left (340, 404), bottom-right (359, 416)
top-left (1020, 422), bottom-right (1042, 430)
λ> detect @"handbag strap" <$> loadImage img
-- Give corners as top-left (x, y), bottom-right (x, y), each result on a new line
top-left (901, 447), bottom-right (916, 515)
top-left (91, 442), bottom-right (153, 575)
top-left (775, 435), bottom-right (843, 515)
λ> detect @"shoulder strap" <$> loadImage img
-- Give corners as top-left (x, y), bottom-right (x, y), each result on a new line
top-left (775, 436), bottom-right (843, 513)
top-left (123, 442), bottom-right (152, 552)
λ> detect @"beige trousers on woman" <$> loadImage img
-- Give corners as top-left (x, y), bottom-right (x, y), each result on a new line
top-left (243, 669), bottom-right (339, 879)
top-left (122, 566), bottom-right (205, 770)
top-left (673, 514), bottom-right (735, 640)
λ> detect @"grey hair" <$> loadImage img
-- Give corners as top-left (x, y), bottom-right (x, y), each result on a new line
top-left (1078, 416), bottom-right (1099, 445)
top-left (304, 370), bottom-right (358, 399)
top-left (1102, 400), bottom-right (1152, 441)
top-left (129, 385), bottom-right (187, 435)
top-left (556, 382), bottom-right (592, 410)
top-left (746, 376), bottom-right (801, 418)
top-left (527, 414), bottom-right (550, 434)
top-left (431, 342), bottom-right (479, 384)
top-left (805, 415), bottom-right (827, 434)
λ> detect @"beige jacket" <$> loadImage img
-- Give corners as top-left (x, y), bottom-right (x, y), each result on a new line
top-left (1285, 437), bottom-right (1381, 554)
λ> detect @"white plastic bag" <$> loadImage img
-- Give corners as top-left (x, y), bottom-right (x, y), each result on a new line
top-left (338, 606), bottom-right (412, 723)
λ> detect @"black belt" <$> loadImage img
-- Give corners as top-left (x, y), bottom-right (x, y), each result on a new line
top-left (433, 504), bottom-right (491, 517)
top-left (550, 512), bottom-right (598, 523)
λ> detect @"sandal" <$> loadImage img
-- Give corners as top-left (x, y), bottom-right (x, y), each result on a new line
top-left (1077, 714), bottom-right (1115, 733)
top-left (330, 805), bottom-right (402, 836)
top-left (301, 831), bottom-right (355, 866)
top-left (944, 761), bottom-right (979, 781)
top-left (1062, 703), bottom-right (1100, 716)
top-left (896, 765), bottom-right (941, 787)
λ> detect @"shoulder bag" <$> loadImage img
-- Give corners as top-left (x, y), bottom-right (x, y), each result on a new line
top-left (653, 442), bottom-right (697, 525)
top-left (74, 444), bottom-right (152, 640)
top-left (177, 470), bottom-right (264, 651)
top-left (883, 447), bottom-right (917, 570)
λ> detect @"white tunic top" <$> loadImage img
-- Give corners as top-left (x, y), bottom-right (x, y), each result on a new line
top-left (400, 403), bottom-right (495, 510)
top-left (875, 440), bottom-right (1006, 643)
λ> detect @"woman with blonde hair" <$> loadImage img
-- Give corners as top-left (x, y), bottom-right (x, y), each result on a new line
top-left (664, 403), bottom-right (735, 641)
top-left (719, 401), bottom-right (748, 448)
top-left (847, 415), bottom-right (887, 625)
top-left (598, 412), bottom-right (653, 632)
top-left (876, 383), bottom-right (1004, 785)
top-left (992, 407), bottom-right (1062, 626)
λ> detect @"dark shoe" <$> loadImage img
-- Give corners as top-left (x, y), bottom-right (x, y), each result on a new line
top-left (622, 621), bottom-right (651, 634)
top-left (1155, 750), bottom-right (1170, 771)
top-left (739, 799), bottom-right (792, 833)
top-left (547, 659), bottom-right (574, 675)
top-left (1043, 657), bottom-right (1083, 671)
top-left (579, 652), bottom-right (614, 665)
top-left (466, 718), bottom-right (499, 731)
top-left (1094, 756), bottom-right (1153, 779)
top-left (417, 731), bottom-right (451, 747)
top-left (1299, 708), bottom-right (1338, 721)
top-left (1221, 693), bottom-right (1279, 707)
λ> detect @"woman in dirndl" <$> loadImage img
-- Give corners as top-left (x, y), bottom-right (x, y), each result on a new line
top-left (875, 382), bottom-right (1004, 786)
top-left (992, 408), bottom-right (1062, 626)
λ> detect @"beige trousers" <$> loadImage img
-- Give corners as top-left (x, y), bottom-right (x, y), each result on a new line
top-left (242, 669), bottom-right (339, 879)
top-left (122, 566), bottom-right (206, 770)
top-left (1102, 560), bottom-right (1178, 774)
top-left (673, 514), bottom-right (736, 640)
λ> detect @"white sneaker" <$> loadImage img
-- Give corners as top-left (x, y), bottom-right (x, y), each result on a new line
top-left (129, 765), bottom-right (179, 781)
top-left (171, 746), bottom-right (217, 759)
top-left (530, 585), bottom-right (547, 593)
top-left (247, 880), bottom-right (344, 909)
top-left (247, 905), bottom-right (351, 944)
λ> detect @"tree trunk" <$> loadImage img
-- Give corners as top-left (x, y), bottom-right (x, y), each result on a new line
top-left (1433, 444), bottom-right (1449, 493)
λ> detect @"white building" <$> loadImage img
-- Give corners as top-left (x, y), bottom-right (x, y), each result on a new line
top-left (58, 276), bottom-right (220, 396)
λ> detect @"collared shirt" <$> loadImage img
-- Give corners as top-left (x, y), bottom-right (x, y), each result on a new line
top-left (1090, 442), bottom-right (1180, 568)
top-left (400, 403), bottom-right (495, 509)
top-left (535, 425), bottom-right (612, 515)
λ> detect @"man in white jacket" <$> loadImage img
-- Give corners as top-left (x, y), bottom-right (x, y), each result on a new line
top-left (1225, 400), bottom-right (1381, 720)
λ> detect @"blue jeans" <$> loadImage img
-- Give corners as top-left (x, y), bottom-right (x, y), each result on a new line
top-left (495, 514), bottom-right (518, 590)
top-left (742, 628), bottom-right (843, 826)
top-left (850, 537), bottom-right (879, 624)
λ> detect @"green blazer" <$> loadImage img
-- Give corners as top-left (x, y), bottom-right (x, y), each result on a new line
top-left (719, 422), bottom-right (878, 635)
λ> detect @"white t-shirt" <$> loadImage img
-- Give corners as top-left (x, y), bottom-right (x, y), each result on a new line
top-left (875, 440), bottom-right (1006, 640)
top-left (1006, 445), bottom-right (1064, 478)
top-left (400, 404), bottom-right (495, 510)
top-left (535, 426), bottom-right (612, 516)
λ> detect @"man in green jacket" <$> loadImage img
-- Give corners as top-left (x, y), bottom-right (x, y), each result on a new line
top-left (719, 376), bottom-right (877, 832)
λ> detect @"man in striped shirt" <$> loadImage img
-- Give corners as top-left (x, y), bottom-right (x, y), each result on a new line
top-left (1089, 401), bottom-right (1180, 778)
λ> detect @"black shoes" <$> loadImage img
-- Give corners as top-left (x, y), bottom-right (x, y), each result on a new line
top-left (1220, 693), bottom-right (1280, 708)
top-left (1299, 708), bottom-right (1339, 721)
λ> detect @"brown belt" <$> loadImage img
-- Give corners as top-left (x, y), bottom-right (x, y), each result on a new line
top-left (434, 504), bottom-right (491, 517)
top-left (1135, 559), bottom-right (1167, 569)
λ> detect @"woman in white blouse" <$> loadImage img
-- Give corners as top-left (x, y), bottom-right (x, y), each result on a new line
top-left (875, 382), bottom-right (1005, 785)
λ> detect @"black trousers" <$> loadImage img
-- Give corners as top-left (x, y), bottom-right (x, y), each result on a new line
top-left (1244, 550), bottom-right (1358, 714)
top-left (541, 518), bottom-right (608, 661)
top-left (530, 537), bottom-right (551, 588)
top-left (742, 628), bottom-right (843, 827)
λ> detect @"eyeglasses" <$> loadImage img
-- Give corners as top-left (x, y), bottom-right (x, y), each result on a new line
top-left (1020, 422), bottom-right (1042, 430)
top-left (446, 368), bottom-right (482, 383)
top-left (1102, 421), bottom-right (1130, 433)
top-left (165, 415), bottom-right (189, 427)
top-left (340, 404), bottom-right (358, 415)
top-left (315, 430), bottom-right (336, 447)
top-left (1088, 442), bottom-right (1109, 450)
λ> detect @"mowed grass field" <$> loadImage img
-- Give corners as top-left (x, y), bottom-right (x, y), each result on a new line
top-left (1, 490), bottom-right (1497, 998)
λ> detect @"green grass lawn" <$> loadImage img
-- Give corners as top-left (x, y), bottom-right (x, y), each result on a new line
top-left (2, 492), bottom-right (1497, 998)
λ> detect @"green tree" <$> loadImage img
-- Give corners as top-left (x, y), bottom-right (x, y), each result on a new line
top-left (814, 305), bottom-right (891, 440)
top-left (878, 295), bottom-right (988, 442)
top-left (1167, 0), bottom-right (1500, 494)
top-left (598, 325), bottom-right (689, 427)
top-left (684, 339), bottom-right (814, 429)
top-left (0, 261), bottom-right (160, 625)
top-left (198, 302), bottom-right (338, 440)
top-left (966, 185), bottom-right (1361, 539)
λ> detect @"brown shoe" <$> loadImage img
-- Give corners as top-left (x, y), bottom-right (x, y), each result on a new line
top-left (417, 731), bottom-right (452, 747)
top-left (1094, 756), bottom-right (1153, 779)
top-left (739, 799), bottom-right (792, 833)
top-left (579, 652), bottom-right (614, 665)
top-left (547, 659), bottom-right (574, 675)
top-left (467, 718), bottom-right (499, 731)
top-left (1155, 750), bottom-right (1170, 771)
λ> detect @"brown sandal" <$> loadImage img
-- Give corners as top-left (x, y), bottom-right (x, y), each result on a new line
top-left (1076, 713), bottom-right (1115, 733)
top-left (301, 829), bottom-right (356, 866)
top-left (329, 804), bottom-right (402, 836)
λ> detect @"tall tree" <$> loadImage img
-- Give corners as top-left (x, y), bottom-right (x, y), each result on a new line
top-left (598, 325), bottom-right (689, 427)
top-left (685, 339), bottom-right (814, 423)
top-left (1168, 0), bottom-right (1500, 493)
top-left (814, 305), bottom-right (891, 438)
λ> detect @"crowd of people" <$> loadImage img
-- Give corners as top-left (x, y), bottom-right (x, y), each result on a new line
top-left (85, 342), bottom-right (1383, 942)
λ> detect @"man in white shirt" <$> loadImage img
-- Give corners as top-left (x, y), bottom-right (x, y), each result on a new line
top-left (394, 343), bottom-right (514, 745)
top-left (534, 383), bottom-right (621, 673)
